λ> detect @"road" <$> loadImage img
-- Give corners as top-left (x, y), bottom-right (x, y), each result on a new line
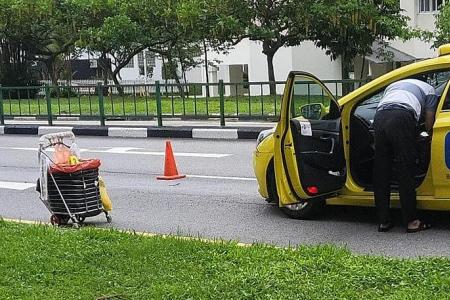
top-left (1, 135), bottom-right (450, 258)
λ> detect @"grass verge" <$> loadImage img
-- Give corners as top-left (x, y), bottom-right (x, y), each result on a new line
top-left (2, 95), bottom-right (283, 118)
top-left (1, 220), bottom-right (450, 299)
top-left (2, 95), bottom-right (329, 119)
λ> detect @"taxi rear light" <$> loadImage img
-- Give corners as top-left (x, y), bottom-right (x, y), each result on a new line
top-left (307, 186), bottom-right (318, 194)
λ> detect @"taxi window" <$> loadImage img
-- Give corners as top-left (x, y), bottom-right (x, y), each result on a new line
top-left (292, 77), bottom-right (339, 120)
top-left (356, 70), bottom-right (450, 112)
top-left (441, 81), bottom-right (450, 110)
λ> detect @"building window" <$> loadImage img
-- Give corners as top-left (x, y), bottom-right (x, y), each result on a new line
top-left (137, 52), bottom-right (145, 75)
top-left (125, 57), bottom-right (134, 68)
top-left (136, 51), bottom-right (156, 77)
top-left (419, 0), bottom-right (444, 12)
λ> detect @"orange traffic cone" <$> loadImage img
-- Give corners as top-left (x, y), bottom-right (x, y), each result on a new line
top-left (157, 141), bottom-right (186, 180)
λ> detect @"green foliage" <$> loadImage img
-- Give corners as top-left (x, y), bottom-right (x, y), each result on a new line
top-left (435, 3), bottom-right (450, 47)
top-left (244, 0), bottom-right (315, 88)
top-left (2, 222), bottom-right (450, 299)
top-left (312, 0), bottom-right (410, 78)
top-left (0, 0), bottom-right (419, 88)
top-left (50, 86), bottom-right (79, 98)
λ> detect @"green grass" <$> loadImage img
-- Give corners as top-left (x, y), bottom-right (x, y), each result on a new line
top-left (1, 95), bottom-right (330, 118)
top-left (1, 221), bottom-right (450, 299)
top-left (1, 95), bottom-right (283, 118)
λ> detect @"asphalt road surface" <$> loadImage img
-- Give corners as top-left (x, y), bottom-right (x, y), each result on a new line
top-left (1, 135), bottom-right (450, 258)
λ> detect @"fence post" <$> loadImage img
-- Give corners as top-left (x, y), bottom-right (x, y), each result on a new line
top-left (219, 80), bottom-right (225, 127)
top-left (97, 83), bottom-right (105, 126)
top-left (155, 81), bottom-right (163, 127)
top-left (0, 84), bottom-right (4, 125)
top-left (45, 85), bottom-right (53, 126)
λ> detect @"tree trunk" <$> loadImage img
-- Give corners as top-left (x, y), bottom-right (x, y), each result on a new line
top-left (100, 52), bottom-right (109, 86)
top-left (341, 53), bottom-right (352, 96)
top-left (47, 56), bottom-right (59, 86)
top-left (266, 52), bottom-right (276, 96)
top-left (359, 55), bottom-right (366, 87)
top-left (203, 40), bottom-right (210, 98)
top-left (166, 53), bottom-right (184, 99)
top-left (162, 56), bottom-right (169, 95)
top-left (111, 70), bottom-right (124, 96)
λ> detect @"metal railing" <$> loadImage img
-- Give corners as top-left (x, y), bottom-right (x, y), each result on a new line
top-left (0, 79), bottom-right (367, 126)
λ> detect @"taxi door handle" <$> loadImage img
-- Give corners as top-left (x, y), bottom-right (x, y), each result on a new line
top-left (320, 136), bottom-right (335, 154)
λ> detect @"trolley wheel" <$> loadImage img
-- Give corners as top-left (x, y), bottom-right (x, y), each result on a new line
top-left (72, 223), bottom-right (80, 229)
top-left (60, 215), bottom-right (70, 225)
top-left (106, 215), bottom-right (112, 223)
top-left (76, 216), bottom-right (86, 224)
top-left (50, 214), bottom-right (60, 226)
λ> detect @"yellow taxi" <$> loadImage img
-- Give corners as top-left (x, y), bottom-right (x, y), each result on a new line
top-left (253, 44), bottom-right (450, 219)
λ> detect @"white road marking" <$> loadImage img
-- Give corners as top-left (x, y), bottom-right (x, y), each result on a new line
top-left (0, 181), bottom-right (35, 190)
top-left (187, 174), bottom-right (257, 181)
top-left (0, 147), bottom-right (231, 158)
top-left (104, 147), bottom-right (139, 153)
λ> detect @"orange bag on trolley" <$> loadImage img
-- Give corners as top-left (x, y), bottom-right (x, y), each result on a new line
top-left (49, 159), bottom-right (112, 211)
top-left (49, 159), bottom-right (101, 174)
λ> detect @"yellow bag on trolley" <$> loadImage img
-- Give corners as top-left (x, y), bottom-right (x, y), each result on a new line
top-left (98, 176), bottom-right (112, 212)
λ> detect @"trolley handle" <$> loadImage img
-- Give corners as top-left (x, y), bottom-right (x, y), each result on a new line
top-left (39, 131), bottom-right (75, 148)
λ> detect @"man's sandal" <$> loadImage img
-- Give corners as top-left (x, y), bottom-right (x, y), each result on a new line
top-left (406, 221), bottom-right (431, 233)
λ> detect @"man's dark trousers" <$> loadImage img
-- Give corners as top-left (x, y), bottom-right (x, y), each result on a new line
top-left (373, 108), bottom-right (418, 225)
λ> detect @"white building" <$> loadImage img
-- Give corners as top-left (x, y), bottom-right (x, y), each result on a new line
top-left (111, 0), bottom-right (441, 95)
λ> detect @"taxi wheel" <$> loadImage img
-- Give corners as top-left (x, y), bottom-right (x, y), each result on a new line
top-left (267, 161), bottom-right (324, 219)
top-left (280, 198), bottom-right (325, 220)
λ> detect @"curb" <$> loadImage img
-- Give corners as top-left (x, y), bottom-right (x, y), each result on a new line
top-left (0, 125), bottom-right (269, 140)
top-left (3, 218), bottom-right (253, 248)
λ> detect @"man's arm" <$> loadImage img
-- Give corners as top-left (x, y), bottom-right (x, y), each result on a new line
top-left (424, 91), bottom-right (438, 135)
top-left (425, 110), bottom-right (436, 134)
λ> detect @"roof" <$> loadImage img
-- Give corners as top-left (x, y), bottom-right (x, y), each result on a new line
top-left (365, 42), bottom-right (417, 64)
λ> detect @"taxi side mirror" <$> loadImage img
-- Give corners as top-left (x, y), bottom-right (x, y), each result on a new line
top-left (299, 103), bottom-right (324, 120)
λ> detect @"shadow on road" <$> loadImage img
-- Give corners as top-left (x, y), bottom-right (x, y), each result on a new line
top-left (322, 205), bottom-right (450, 230)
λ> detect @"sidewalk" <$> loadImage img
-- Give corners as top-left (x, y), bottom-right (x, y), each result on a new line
top-left (0, 119), bottom-right (276, 140)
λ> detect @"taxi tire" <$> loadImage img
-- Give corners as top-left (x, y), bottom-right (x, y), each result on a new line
top-left (280, 198), bottom-right (325, 220)
top-left (267, 161), bottom-right (324, 220)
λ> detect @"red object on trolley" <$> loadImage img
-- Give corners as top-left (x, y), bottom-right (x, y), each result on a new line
top-left (49, 159), bottom-right (101, 174)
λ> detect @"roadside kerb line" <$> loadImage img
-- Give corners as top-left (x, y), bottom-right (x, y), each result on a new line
top-left (0, 125), bottom-right (267, 140)
top-left (2, 218), bottom-right (252, 248)
top-left (38, 126), bottom-right (73, 136)
top-left (108, 127), bottom-right (147, 138)
top-left (192, 128), bottom-right (238, 140)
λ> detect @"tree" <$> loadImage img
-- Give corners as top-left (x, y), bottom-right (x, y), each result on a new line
top-left (77, 0), bottom-right (147, 94)
top-left (84, 14), bottom-right (145, 94)
top-left (18, 0), bottom-right (83, 86)
top-left (0, 0), bottom-right (45, 86)
top-left (244, 0), bottom-right (315, 95)
top-left (182, 0), bottom-right (250, 96)
top-left (311, 0), bottom-right (410, 87)
top-left (434, 2), bottom-right (450, 47)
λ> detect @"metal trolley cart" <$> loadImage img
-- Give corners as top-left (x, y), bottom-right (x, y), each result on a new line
top-left (37, 131), bottom-right (112, 228)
